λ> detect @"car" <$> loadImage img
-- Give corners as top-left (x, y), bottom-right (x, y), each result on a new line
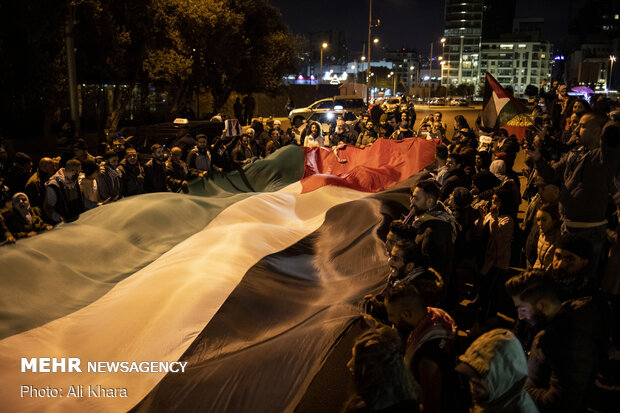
top-left (288, 95), bottom-right (366, 127)
top-left (381, 97), bottom-right (402, 113)
top-left (449, 98), bottom-right (468, 107)
top-left (429, 97), bottom-right (446, 106)
top-left (119, 118), bottom-right (224, 162)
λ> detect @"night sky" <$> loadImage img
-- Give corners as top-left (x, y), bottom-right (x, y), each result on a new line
top-left (269, 0), bottom-right (580, 55)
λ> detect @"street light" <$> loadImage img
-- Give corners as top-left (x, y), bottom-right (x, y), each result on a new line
top-left (610, 55), bottom-right (617, 89)
top-left (320, 42), bottom-right (328, 81)
top-left (373, 38), bottom-right (379, 44)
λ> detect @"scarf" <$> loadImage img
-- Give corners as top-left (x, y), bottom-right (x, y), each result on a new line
top-left (12, 192), bottom-right (32, 224)
top-left (404, 307), bottom-right (456, 367)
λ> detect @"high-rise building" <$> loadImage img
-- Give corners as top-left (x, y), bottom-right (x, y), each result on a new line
top-left (441, 0), bottom-right (484, 88)
top-left (482, 0), bottom-right (517, 41)
top-left (479, 41), bottom-right (553, 96)
top-left (385, 49), bottom-right (420, 89)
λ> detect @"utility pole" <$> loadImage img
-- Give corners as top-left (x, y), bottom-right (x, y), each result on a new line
top-left (367, 0), bottom-right (372, 103)
top-left (65, 5), bottom-right (80, 136)
top-left (428, 42), bottom-right (433, 101)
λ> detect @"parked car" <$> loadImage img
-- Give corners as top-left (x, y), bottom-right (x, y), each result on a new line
top-left (449, 98), bottom-right (468, 107)
top-left (429, 97), bottom-right (446, 106)
top-left (381, 97), bottom-right (402, 114)
top-left (288, 95), bottom-right (366, 127)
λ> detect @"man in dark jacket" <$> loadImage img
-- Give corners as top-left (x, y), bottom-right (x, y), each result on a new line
top-left (233, 97), bottom-right (244, 122)
top-left (329, 117), bottom-right (357, 146)
top-left (529, 115), bottom-right (620, 274)
top-left (506, 270), bottom-right (603, 413)
top-left (440, 153), bottom-right (471, 201)
top-left (43, 159), bottom-right (84, 224)
top-left (24, 157), bottom-right (56, 210)
top-left (97, 150), bottom-right (122, 201)
top-left (117, 148), bottom-right (145, 197)
top-left (404, 179), bottom-right (458, 280)
top-left (144, 144), bottom-right (170, 193)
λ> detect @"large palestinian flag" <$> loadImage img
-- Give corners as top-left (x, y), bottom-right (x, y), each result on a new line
top-left (481, 71), bottom-right (530, 129)
top-left (0, 138), bottom-right (437, 413)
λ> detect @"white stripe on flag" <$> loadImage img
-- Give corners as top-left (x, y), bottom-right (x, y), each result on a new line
top-left (0, 182), bottom-right (369, 412)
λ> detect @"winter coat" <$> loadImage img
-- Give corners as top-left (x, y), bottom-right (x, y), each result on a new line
top-left (480, 213), bottom-right (514, 271)
top-left (526, 298), bottom-right (602, 413)
top-left (356, 130), bottom-right (378, 147)
top-left (186, 146), bottom-right (212, 174)
top-left (404, 202), bottom-right (459, 279)
top-left (144, 159), bottom-right (170, 193)
top-left (534, 143), bottom-right (620, 224)
top-left (97, 164), bottom-right (122, 200)
top-left (44, 169), bottom-right (84, 223)
top-left (2, 207), bottom-right (48, 239)
top-left (117, 160), bottom-right (145, 197)
top-left (459, 329), bottom-right (538, 413)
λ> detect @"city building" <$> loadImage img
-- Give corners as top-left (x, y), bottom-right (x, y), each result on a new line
top-left (479, 41), bottom-right (553, 96)
top-left (441, 0), bottom-right (484, 88)
top-left (385, 49), bottom-right (420, 89)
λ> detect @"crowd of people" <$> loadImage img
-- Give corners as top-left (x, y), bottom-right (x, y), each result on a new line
top-left (0, 131), bottom-right (229, 243)
top-left (1, 85), bottom-right (620, 411)
top-left (344, 88), bottom-right (620, 413)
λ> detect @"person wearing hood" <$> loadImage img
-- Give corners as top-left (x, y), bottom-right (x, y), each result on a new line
top-left (2, 192), bottom-right (52, 240)
top-left (378, 113), bottom-right (394, 138)
top-left (456, 329), bottom-right (538, 413)
top-left (43, 159), bottom-right (84, 224)
top-left (356, 120), bottom-right (378, 148)
top-left (404, 179), bottom-right (459, 283)
top-left (303, 121), bottom-right (324, 148)
top-left (343, 326), bottom-right (420, 413)
top-left (97, 150), bottom-right (122, 201)
top-left (505, 270), bottom-right (603, 413)
top-left (384, 283), bottom-right (466, 413)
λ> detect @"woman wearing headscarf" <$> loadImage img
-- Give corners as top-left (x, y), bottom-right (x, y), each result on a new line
top-left (2, 192), bottom-right (52, 240)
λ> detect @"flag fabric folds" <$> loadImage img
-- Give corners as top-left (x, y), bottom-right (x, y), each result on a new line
top-left (0, 139), bottom-right (436, 412)
top-left (481, 71), bottom-right (528, 129)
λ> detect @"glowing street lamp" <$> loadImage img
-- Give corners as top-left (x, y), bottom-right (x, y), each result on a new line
top-left (373, 38), bottom-right (379, 44)
top-left (611, 55), bottom-right (617, 89)
top-left (320, 42), bottom-right (328, 81)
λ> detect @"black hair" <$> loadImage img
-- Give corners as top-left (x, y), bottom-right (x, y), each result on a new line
top-left (65, 159), bottom-right (81, 170)
top-left (454, 115), bottom-right (470, 130)
top-left (505, 270), bottom-right (559, 305)
top-left (151, 143), bottom-right (163, 153)
top-left (415, 179), bottom-right (441, 202)
top-left (81, 159), bottom-right (98, 176)
top-left (435, 145), bottom-right (448, 161)
top-left (104, 150), bottom-right (118, 160)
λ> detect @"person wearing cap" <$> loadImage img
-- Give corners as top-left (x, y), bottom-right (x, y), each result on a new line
top-left (456, 328), bottom-right (537, 413)
top-left (505, 270), bottom-right (604, 413)
top-left (528, 116), bottom-right (620, 275)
